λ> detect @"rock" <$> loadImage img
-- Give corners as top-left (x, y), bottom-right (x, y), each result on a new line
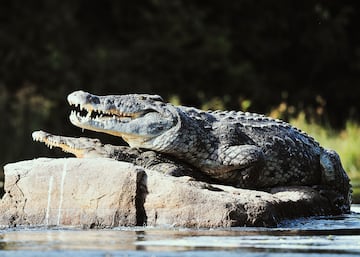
top-left (144, 171), bottom-right (335, 227)
top-left (0, 158), bottom-right (144, 228)
top-left (0, 158), bottom-right (341, 228)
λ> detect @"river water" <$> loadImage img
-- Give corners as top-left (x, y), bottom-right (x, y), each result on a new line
top-left (0, 205), bottom-right (359, 257)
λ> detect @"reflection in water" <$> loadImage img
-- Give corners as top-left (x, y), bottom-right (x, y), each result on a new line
top-left (0, 205), bottom-right (359, 256)
top-left (135, 230), bottom-right (147, 251)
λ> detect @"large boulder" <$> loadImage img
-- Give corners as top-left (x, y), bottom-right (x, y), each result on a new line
top-left (0, 158), bottom-right (142, 228)
top-left (0, 158), bottom-right (343, 228)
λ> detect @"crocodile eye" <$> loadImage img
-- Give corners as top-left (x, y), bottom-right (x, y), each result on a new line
top-left (153, 125), bottom-right (164, 132)
top-left (105, 99), bottom-right (113, 105)
top-left (150, 95), bottom-right (164, 102)
top-left (139, 95), bottom-right (164, 102)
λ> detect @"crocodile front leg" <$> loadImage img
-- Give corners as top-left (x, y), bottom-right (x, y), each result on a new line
top-left (217, 145), bottom-right (265, 188)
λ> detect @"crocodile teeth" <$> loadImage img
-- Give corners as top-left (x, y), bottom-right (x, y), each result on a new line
top-left (70, 107), bottom-right (135, 124)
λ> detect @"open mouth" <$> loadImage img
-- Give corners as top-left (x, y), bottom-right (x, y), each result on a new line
top-left (70, 109), bottom-right (133, 123)
top-left (69, 103), bottom-right (152, 123)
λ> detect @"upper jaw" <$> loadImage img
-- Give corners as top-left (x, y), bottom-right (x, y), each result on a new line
top-left (67, 91), bottom-right (163, 115)
top-left (67, 91), bottom-right (154, 126)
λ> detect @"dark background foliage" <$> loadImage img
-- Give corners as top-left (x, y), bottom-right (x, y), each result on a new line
top-left (1, 1), bottom-right (360, 180)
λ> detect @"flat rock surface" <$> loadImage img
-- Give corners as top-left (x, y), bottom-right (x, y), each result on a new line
top-left (0, 158), bottom-right (339, 228)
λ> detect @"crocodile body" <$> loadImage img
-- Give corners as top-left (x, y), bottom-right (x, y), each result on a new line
top-left (34, 90), bottom-right (351, 212)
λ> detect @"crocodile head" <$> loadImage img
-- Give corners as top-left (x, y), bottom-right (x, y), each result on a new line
top-left (67, 90), bottom-right (179, 148)
top-left (32, 130), bottom-right (107, 158)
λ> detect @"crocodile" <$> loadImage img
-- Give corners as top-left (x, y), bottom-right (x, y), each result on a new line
top-left (32, 130), bottom-right (212, 181)
top-left (34, 90), bottom-right (351, 212)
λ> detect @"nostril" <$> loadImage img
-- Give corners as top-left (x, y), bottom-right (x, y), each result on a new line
top-left (105, 99), bottom-right (113, 105)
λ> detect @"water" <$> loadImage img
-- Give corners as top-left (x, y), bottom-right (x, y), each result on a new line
top-left (0, 205), bottom-right (359, 257)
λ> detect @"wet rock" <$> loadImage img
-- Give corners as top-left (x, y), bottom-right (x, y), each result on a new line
top-left (0, 158), bottom-right (342, 228)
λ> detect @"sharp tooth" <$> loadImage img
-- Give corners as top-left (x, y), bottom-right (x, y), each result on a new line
top-left (86, 110), bottom-right (92, 119)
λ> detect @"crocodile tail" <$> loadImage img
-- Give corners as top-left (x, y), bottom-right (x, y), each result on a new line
top-left (320, 149), bottom-right (352, 211)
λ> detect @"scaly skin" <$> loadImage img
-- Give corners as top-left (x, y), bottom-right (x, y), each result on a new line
top-left (35, 90), bottom-right (352, 212)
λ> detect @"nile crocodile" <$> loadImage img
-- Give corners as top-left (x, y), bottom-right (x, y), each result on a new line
top-left (32, 130), bottom-right (213, 182)
top-left (33, 90), bottom-right (351, 212)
